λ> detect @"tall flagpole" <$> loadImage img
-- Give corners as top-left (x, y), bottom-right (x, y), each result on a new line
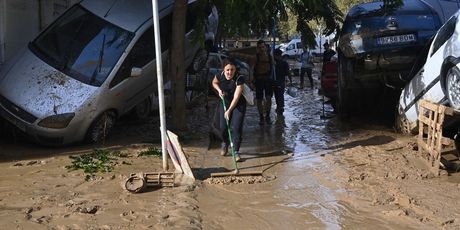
top-left (151, 0), bottom-right (168, 170)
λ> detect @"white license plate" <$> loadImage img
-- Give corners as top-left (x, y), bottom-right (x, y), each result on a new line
top-left (377, 34), bottom-right (416, 45)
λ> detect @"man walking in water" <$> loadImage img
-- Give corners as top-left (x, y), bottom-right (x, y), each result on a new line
top-left (299, 47), bottom-right (314, 89)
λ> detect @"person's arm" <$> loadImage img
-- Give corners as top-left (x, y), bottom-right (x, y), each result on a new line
top-left (212, 75), bottom-right (225, 98)
top-left (224, 84), bottom-right (243, 120)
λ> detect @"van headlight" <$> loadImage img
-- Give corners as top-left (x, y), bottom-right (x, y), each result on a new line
top-left (38, 113), bottom-right (75, 129)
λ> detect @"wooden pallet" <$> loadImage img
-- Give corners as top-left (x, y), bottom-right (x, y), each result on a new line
top-left (124, 172), bottom-right (175, 193)
top-left (417, 100), bottom-right (454, 176)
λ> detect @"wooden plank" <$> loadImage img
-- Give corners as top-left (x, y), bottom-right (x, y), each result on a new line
top-left (442, 137), bottom-right (453, 146)
top-left (166, 135), bottom-right (183, 174)
top-left (167, 130), bottom-right (195, 180)
top-left (444, 106), bottom-right (454, 116)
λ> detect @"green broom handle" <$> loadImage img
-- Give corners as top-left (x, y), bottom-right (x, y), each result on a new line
top-left (220, 96), bottom-right (239, 171)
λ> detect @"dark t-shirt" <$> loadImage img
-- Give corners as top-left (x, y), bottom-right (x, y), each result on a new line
top-left (217, 72), bottom-right (246, 107)
top-left (274, 59), bottom-right (289, 87)
top-left (323, 49), bottom-right (336, 63)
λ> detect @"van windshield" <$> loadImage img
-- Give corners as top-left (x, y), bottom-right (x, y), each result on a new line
top-left (29, 5), bottom-right (134, 87)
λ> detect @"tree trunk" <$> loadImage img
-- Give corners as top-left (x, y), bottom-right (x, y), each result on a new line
top-left (170, 0), bottom-right (187, 131)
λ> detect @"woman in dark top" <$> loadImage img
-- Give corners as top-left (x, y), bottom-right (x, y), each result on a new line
top-left (212, 58), bottom-right (247, 162)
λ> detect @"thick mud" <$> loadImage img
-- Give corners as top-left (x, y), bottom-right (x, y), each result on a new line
top-left (1, 66), bottom-right (460, 229)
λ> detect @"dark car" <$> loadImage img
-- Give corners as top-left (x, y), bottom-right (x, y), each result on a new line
top-left (336, 0), bottom-right (443, 116)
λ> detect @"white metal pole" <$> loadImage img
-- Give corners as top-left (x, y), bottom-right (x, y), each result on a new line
top-left (151, 0), bottom-right (168, 171)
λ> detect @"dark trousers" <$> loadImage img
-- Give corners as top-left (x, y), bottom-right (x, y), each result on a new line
top-left (255, 78), bottom-right (273, 114)
top-left (273, 85), bottom-right (285, 111)
top-left (217, 103), bottom-right (246, 152)
top-left (255, 78), bottom-right (273, 100)
top-left (300, 67), bottom-right (313, 88)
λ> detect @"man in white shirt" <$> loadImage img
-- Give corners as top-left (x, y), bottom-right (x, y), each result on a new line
top-left (299, 47), bottom-right (314, 89)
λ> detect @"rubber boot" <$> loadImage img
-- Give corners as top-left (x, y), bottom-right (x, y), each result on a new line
top-left (234, 151), bottom-right (242, 162)
top-left (220, 142), bottom-right (228, 156)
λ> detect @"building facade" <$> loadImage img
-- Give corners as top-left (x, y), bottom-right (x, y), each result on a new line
top-left (0, 0), bottom-right (77, 65)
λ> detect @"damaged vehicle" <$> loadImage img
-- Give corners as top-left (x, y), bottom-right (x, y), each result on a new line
top-left (397, 11), bottom-right (460, 138)
top-left (0, 0), bottom-right (218, 145)
top-left (337, 0), bottom-right (444, 116)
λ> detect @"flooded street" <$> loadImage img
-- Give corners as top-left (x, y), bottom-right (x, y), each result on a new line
top-left (196, 81), bottom-right (418, 229)
top-left (2, 74), bottom-right (460, 229)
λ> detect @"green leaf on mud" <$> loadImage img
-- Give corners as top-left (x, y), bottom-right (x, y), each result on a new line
top-left (137, 147), bottom-right (161, 157)
top-left (66, 149), bottom-right (119, 180)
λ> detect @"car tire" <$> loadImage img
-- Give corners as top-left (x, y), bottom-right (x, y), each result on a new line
top-left (445, 66), bottom-right (460, 110)
top-left (337, 56), bottom-right (352, 118)
top-left (133, 98), bottom-right (151, 121)
top-left (86, 111), bottom-right (116, 143)
top-left (188, 48), bottom-right (209, 74)
top-left (394, 107), bottom-right (414, 134)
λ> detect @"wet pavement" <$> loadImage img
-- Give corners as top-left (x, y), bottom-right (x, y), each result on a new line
top-left (196, 75), bottom-right (416, 229)
top-left (197, 82), bottom-right (346, 228)
top-left (0, 69), bottom-right (419, 229)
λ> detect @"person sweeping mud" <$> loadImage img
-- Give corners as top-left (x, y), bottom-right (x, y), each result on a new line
top-left (212, 58), bottom-right (246, 162)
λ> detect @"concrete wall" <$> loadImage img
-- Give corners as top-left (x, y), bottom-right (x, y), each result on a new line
top-left (3, 0), bottom-right (40, 62)
top-left (0, 0), bottom-right (77, 65)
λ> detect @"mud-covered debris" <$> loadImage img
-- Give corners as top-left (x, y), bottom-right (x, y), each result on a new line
top-left (31, 215), bottom-right (51, 224)
top-left (27, 161), bottom-right (38, 165)
top-left (441, 218), bottom-right (455, 226)
top-left (205, 175), bottom-right (276, 185)
top-left (75, 206), bottom-right (100, 214)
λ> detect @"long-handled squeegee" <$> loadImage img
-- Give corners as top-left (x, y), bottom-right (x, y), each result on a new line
top-left (210, 96), bottom-right (263, 177)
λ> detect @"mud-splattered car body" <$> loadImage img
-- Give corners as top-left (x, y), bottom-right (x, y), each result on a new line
top-left (397, 11), bottom-right (460, 135)
top-left (0, 0), bottom-right (218, 145)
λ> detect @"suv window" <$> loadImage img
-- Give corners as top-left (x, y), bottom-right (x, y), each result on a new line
top-left (110, 14), bottom-right (172, 88)
top-left (431, 15), bottom-right (457, 56)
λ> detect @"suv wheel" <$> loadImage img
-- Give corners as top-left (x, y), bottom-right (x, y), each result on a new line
top-left (133, 98), bottom-right (151, 121)
top-left (337, 56), bottom-right (352, 118)
top-left (86, 111), bottom-right (116, 143)
top-left (188, 48), bottom-right (209, 74)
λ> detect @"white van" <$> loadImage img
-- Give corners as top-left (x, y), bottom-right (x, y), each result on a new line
top-left (282, 38), bottom-right (303, 58)
top-left (0, 0), bottom-right (218, 145)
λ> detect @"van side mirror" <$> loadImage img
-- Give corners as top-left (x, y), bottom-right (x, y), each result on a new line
top-left (131, 67), bottom-right (142, 77)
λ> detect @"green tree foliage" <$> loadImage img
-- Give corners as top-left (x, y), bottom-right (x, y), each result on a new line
top-left (212, 0), bottom-right (403, 48)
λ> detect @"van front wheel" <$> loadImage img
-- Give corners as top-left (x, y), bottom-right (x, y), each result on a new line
top-left (86, 111), bottom-right (116, 143)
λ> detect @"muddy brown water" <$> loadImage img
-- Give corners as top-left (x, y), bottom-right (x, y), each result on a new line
top-left (195, 82), bottom-right (418, 229)
top-left (0, 73), bottom-right (446, 229)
